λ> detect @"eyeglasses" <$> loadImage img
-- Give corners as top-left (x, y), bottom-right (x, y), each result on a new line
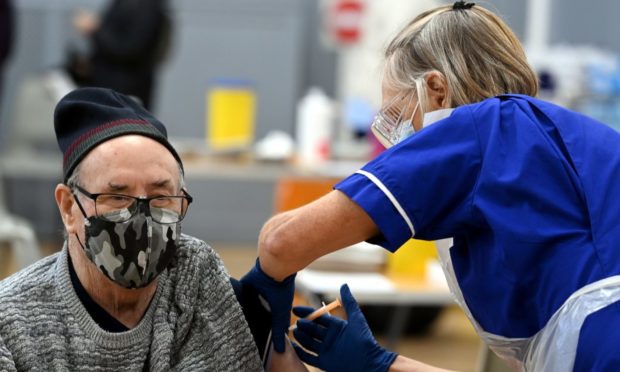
top-left (71, 185), bottom-right (193, 224)
top-left (370, 92), bottom-right (416, 148)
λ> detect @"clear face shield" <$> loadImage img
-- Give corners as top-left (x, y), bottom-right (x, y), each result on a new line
top-left (370, 91), bottom-right (419, 148)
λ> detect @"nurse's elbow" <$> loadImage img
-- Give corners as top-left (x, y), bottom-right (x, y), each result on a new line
top-left (257, 213), bottom-right (304, 280)
top-left (259, 226), bottom-right (291, 262)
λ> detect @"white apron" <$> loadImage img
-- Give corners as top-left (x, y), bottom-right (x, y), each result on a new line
top-left (435, 238), bottom-right (620, 371)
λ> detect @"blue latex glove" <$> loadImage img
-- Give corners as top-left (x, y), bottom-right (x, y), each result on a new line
top-left (292, 284), bottom-right (398, 372)
top-left (239, 258), bottom-right (296, 353)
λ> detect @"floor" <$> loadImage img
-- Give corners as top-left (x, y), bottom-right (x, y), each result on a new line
top-left (0, 242), bottom-right (486, 372)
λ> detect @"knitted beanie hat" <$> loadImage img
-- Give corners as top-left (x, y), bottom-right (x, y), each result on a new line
top-left (54, 87), bottom-right (183, 183)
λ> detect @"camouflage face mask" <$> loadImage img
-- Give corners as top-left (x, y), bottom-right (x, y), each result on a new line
top-left (78, 211), bottom-right (180, 289)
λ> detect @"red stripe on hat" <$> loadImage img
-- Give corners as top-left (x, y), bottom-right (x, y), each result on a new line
top-left (63, 119), bottom-right (150, 164)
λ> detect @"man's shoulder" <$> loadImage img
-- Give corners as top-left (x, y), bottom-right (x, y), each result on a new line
top-left (176, 233), bottom-right (212, 255)
top-left (0, 253), bottom-right (59, 298)
top-left (166, 234), bottom-right (236, 300)
top-left (174, 234), bottom-right (217, 267)
top-left (0, 253), bottom-right (60, 320)
top-left (157, 237), bottom-right (263, 370)
top-left (172, 234), bottom-right (225, 277)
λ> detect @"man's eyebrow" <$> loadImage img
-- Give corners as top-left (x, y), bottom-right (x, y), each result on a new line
top-left (105, 180), bottom-right (174, 193)
top-left (107, 182), bottom-right (128, 192)
top-left (151, 179), bottom-right (172, 188)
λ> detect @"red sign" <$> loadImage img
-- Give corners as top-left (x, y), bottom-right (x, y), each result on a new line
top-left (328, 0), bottom-right (364, 45)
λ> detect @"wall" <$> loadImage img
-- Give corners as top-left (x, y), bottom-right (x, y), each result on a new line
top-left (0, 0), bottom-right (331, 149)
top-left (549, 0), bottom-right (620, 51)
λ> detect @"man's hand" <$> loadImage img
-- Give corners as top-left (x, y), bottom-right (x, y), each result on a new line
top-left (240, 259), bottom-right (296, 353)
top-left (292, 284), bottom-right (398, 372)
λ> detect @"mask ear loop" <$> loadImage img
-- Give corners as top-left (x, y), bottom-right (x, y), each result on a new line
top-left (404, 90), bottom-right (417, 123)
top-left (69, 195), bottom-right (88, 253)
top-left (407, 90), bottom-right (420, 129)
top-left (68, 186), bottom-right (90, 220)
top-left (75, 233), bottom-right (88, 251)
top-left (394, 89), bottom-right (418, 132)
top-left (67, 187), bottom-right (92, 252)
top-left (407, 101), bottom-right (421, 132)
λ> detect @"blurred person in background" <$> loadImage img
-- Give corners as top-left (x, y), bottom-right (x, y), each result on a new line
top-left (71, 0), bottom-right (172, 110)
top-left (0, 0), bottom-right (13, 105)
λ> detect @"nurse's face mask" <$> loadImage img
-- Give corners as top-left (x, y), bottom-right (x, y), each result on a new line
top-left (70, 184), bottom-right (192, 289)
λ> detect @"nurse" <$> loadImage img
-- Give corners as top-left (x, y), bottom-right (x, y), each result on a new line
top-left (242, 1), bottom-right (620, 371)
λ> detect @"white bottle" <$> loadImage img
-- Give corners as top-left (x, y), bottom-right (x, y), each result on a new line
top-left (296, 87), bottom-right (333, 167)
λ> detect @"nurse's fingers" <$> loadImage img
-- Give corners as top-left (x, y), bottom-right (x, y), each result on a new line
top-left (292, 342), bottom-right (320, 367)
top-left (292, 306), bottom-right (316, 318)
top-left (293, 326), bottom-right (322, 353)
top-left (296, 318), bottom-right (328, 340)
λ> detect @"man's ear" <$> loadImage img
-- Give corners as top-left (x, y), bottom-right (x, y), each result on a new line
top-left (55, 184), bottom-right (79, 235)
top-left (424, 71), bottom-right (449, 110)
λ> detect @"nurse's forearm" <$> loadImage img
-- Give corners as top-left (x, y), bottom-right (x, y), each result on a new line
top-left (258, 190), bottom-right (380, 281)
top-left (389, 355), bottom-right (457, 372)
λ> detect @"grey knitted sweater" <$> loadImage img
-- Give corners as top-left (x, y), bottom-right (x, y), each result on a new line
top-left (0, 234), bottom-right (263, 371)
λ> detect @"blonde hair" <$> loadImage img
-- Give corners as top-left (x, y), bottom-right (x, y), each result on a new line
top-left (384, 4), bottom-right (538, 113)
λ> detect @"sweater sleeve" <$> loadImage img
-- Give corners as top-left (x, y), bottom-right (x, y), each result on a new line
top-left (0, 334), bottom-right (17, 372)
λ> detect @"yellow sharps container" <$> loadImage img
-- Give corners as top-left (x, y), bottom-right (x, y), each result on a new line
top-left (386, 238), bottom-right (438, 280)
top-left (206, 79), bottom-right (256, 151)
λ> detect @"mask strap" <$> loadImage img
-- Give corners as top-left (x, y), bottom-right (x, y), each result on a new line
top-left (70, 189), bottom-right (90, 219)
top-left (402, 92), bottom-right (417, 122)
top-left (75, 233), bottom-right (87, 251)
top-left (407, 99), bottom-right (420, 125)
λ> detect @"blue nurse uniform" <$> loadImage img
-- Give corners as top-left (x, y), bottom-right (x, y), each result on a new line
top-left (336, 94), bottom-right (620, 370)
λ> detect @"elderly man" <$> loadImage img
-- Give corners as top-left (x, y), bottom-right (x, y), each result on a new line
top-left (0, 88), bottom-right (301, 371)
